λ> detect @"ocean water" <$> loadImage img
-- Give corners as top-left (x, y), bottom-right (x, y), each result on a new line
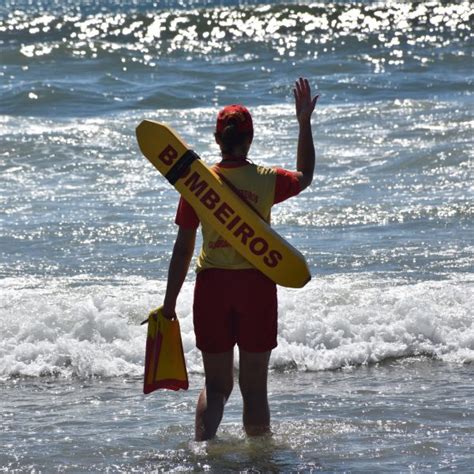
top-left (1, 0), bottom-right (473, 471)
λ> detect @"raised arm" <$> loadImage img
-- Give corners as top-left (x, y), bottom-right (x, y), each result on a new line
top-left (162, 227), bottom-right (196, 319)
top-left (293, 77), bottom-right (319, 191)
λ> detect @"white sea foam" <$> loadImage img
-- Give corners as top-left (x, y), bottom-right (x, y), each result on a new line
top-left (1, 273), bottom-right (472, 380)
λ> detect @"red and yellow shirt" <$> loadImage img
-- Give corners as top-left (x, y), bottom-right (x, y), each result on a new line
top-left (175, 160), bottom-right (300, 272)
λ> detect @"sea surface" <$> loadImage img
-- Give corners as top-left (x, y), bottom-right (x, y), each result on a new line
top-left (1, 0), bottom-right (473, 471)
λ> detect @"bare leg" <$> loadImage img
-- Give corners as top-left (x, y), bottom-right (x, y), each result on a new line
top-left (238, 349), bottom-right (271, 436)
top-left (195, 350), bottom-right (234, 441)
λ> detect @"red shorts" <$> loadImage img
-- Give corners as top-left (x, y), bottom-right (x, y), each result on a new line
top-left (193, 268), bottom-right (278, 353)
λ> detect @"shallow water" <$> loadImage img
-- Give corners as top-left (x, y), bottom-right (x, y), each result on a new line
top-left (2, 361), bottom-right (473, 472)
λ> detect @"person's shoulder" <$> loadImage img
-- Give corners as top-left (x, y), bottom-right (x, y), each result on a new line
top-left (254, 163), bottom-right (278, 176)
top-left (210, 161), bottom-right (222, 170)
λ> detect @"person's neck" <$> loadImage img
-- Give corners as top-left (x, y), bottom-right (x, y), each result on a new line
top-left (221, 154), bottom-right (247, 162)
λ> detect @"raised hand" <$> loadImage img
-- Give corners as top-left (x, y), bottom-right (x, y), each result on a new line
top-left (293, 77), bottom-right (319, 125)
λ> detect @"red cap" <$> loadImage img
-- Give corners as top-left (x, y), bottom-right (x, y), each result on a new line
top-left (215, 104), bottom-right (253, 137)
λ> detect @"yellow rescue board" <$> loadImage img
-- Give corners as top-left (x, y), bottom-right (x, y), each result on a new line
top-left (136, 120), bottom-right (311, 288)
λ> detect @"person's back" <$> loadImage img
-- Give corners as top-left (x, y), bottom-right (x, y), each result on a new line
top-left (198, 162), bottom-right (284, 270)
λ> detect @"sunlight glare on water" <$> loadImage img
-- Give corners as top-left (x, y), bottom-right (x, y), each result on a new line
top-left (0, 0), bottom-right (472, 471)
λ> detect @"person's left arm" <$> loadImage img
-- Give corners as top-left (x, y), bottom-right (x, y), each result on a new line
top-left (162, 227), bottom-right (196, 320)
